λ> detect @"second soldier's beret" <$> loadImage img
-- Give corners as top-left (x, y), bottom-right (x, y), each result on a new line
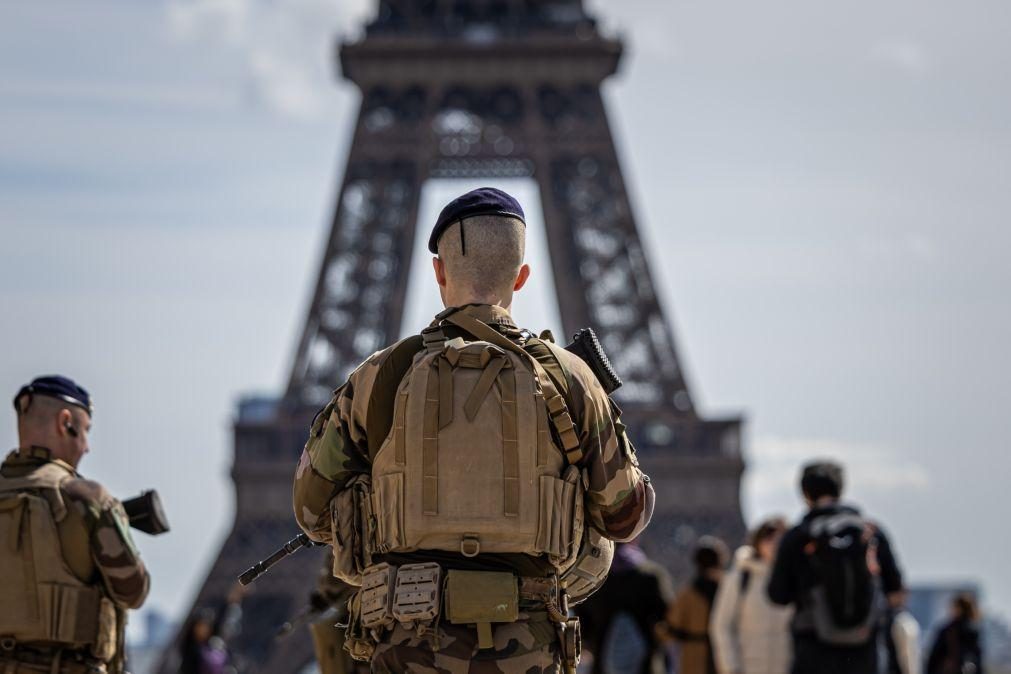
top-left (428, 187), bottom-right (526, 254)
top-left (13, 375), bottom-right (93, 415)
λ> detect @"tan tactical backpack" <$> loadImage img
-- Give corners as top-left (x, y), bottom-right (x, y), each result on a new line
top-left (369, 312), bottom-right (584, 570)
top-left (0, 461), bottom-right (118, 660)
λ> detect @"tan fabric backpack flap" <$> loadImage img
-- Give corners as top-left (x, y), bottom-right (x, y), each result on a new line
top-left (371, 333), bottom-right (581, 568)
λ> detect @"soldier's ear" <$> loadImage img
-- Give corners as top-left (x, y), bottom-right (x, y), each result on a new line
top-left (433, 257), bottom-right (448, 287)
top-left (56, 408), bottom-right (73, 437)
top-left (513, 264), bottom-right (530, 292)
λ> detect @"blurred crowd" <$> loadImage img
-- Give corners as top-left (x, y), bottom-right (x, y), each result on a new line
top-left (575, 460), bottom-right (986, 674)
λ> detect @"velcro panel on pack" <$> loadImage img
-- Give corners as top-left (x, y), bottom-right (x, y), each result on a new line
top-left (392, 562), bottom-right (441, 625)
top-left (360, 563), bottom-right (397, 629)
top-left (422, 364), bottom-right (440, 515)
top-left (500, 364), bottom-right (520, 517)
top-left (445, 570), bottom-right (519, 625)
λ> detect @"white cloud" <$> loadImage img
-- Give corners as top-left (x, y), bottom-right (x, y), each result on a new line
top-left (165, 0), bottom-right (373, 119)
top-left (870, 37), bottom-right (930, 75)
top-left (747, 435), bottom-right (931, 509)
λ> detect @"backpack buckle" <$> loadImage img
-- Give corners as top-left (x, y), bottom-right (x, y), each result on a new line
top-left (460, 534), bottom-right (481, 557)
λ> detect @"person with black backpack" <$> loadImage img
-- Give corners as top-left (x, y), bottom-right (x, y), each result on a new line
top-left (768, 461), bottom-right (906, 674)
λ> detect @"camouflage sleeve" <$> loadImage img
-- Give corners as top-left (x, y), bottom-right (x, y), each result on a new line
top-left (564, 356), bottom-right (655, 542)
top-left (62, 479), bottom-right (150, 609)
top-left (293, 352), bottom-right (386, 543)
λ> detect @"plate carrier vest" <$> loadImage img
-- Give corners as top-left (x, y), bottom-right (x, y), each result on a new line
top-left (0, 460), bottom-right (118, 661)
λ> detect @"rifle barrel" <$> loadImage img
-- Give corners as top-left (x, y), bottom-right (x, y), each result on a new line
top-left (238, 533), bottom-right (317, 586)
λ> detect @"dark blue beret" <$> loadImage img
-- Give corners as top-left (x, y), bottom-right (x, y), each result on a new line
top-left (13, 375), bottom-right (92, 416)
top-left (428, 187), bottom-right (526, 254)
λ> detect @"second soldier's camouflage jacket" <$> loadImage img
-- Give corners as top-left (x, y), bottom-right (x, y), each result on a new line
top-left (293, 303), bottom-right (654, 575)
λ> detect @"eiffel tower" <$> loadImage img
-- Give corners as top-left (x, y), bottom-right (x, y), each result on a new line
top-left (158, 2), bottom-right (745, 672)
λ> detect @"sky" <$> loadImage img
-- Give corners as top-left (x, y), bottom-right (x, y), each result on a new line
top-left (1, 0), bottom-right (1009, 631)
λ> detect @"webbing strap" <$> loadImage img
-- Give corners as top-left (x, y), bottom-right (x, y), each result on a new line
top-left (443, 312), bottom-right (583, 464)
top-left (394, 390), bottom-right (408, 465)
top-left (500, 366), bottom-right (520, 517)
top-left (463, 356), bottom-right (506, 422)
top-left (22, 503), bottom-right (38, 624)
top-left (422, 362), bottom-right (440, 515)
top-left (438, 357), bottom-right (454, 429)
top-left (535, 400), bottom-right (550, 468)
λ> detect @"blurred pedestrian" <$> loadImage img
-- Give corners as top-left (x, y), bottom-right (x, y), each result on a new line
top-left (768, 461), bottom-right (906, 674)
top-left (710, 517), bottom-right (793, 674)
top-left (577, 541), bottom-right (675, 674)
top-left (926, 593), bottom-right (984, 674)
top-left (663, 536), bottom-right (729, 674)
top-left (885, 599), bottom-right (921, 674)
top-left (179, 583), bottom-right (244, 674)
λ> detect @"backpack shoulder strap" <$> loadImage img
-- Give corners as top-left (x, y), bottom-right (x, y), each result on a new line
top-left (365, 335), bottom-right (426, 459)
top-left (441, 311), bottom-right (583, 464)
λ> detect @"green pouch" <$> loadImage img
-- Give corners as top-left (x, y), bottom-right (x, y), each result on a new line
top-left (445, 570), bottom-right (519, 649)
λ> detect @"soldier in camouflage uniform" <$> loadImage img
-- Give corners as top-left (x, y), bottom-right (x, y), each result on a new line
top-left (293, 188), bottom-right (654, 673)
top-left (0, 376), bottom-right (150, 674)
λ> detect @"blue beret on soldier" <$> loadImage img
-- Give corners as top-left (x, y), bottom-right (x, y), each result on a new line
top-left (428, 187), bottom-right (526, 254)
top-left (13, 375), bottom-right (93, 416)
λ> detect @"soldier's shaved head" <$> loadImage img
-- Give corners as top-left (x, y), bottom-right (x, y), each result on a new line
top-left (15, 393), bottom-right (91, 467)
top-left (435, 215), bottom-right (528, 307)
top-left (16, 394), bottom-right (66, 429)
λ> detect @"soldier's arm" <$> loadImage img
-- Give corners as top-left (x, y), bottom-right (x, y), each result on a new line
top-left (63, 479), bottom-right (151, 609)
top-left (293, 379), bottom-right (372, 544)
top-left (567, 362), bottom-right (654, 542)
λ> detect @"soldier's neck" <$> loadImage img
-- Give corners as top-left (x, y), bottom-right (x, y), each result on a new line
top-left (443, 294), bottom-right (514, 314)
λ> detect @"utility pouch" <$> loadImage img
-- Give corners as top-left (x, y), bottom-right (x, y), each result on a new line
top-left (360, 563), bottom-right (396, 629)
top-left (391, 562), bottom-right (441, 627)
top-left (445, 570), bottom-right (519, 650)
top-left (343, 591), bottom-right (376, 662)
top-left (331, 475), bottom-right (373, 586)
top-left (557, 617), bottom-right (581, 673)
top-left (89, 597), bottom-right (118, 662)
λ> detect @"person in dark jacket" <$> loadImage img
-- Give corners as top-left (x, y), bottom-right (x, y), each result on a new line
top-left (767, 461), bottom-right (906, 674)
top-left (179, 583), bottom-right (244, 674)
top-left (577, 541), bottom-right (676, 674)
top-left (926, 593), bottom-right (985, 674)
top-left (663, 536), bottom-right (729, 674)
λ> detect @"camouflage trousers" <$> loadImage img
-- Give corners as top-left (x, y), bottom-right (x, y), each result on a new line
top-left (371, 618), bottom-right (562, 674)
